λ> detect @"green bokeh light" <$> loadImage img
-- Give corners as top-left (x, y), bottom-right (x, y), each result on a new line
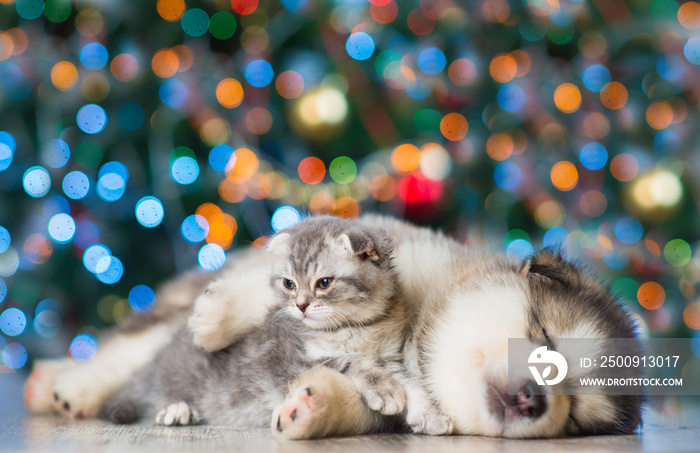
top-left (209, 12), bottom-right (237, 40)
top-left (664, 239), bottom-right (692, 267)
top-left (329, 156), bottom-right (357, 185)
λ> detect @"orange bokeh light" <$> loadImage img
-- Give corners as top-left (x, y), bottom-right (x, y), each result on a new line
top-left (583, 112), bottom-right (611, 140)
top-left (489, 54), bottom-right (517, 83)
top-left (683, 302), bottom-right (700, 329)
top-left (225, 148), bottom-right (259, 184)
top-left (0, 32), bottom-right (13, 61)
top-left (245, 107), bottom-right (273, 135)
top-left (391, 144), bottom-right (421, 173)
top-left (216, 78), bottom-right (244, 109)
top-left (448, 58), bottom-right (477, 87)
top-left (172, 45), bottom-right (193, 72)
top-left (610, 153), bottom-right (639, 182)
top-left (638, 282), bottom-right (665, 310)
top-left (51, 61), bottom-right (79, 91)
top-left (219, 179), bottom-right (247, 203)
top-left (645, 101), bottom-right (673, 130)
top-left (333, 197), bottom-right (361, 219)
top-left (678, 1), bottom-right (700, 29)
top-left (553, 83), bottom-right (582, 114)
top-left (157, 0), bottom-right (186, 21)
top-left (580, 190), bottom-right (607, 217)
top-left (370, 174), bottom-right (398, 201)
top-left (370, 0), bottom-right (398, 24)
top-left (111, 54), bottom-right (140, 82)
top-left (600, 82), bottom-right (628, 110)
top-left (550, 161), bottom-right (579, 191)
top-left (440, 113), bottom-right (469, 141)
top-left (510, 50), bottom-right (531, 77)
top-left (486, 133), bottom-right (514, 161)
top-left (247, 173), bottom-right (272, 200)
top-left (206, 213), bottom-right (237, 250)
top-left (309, 192), bottom-right (335, 215)
top-left (275, 71), bottom-right (304, 99)
top-left (298, 157), bottom-right (326, 185)
top-left (152, 49), bottom-right (179, 78)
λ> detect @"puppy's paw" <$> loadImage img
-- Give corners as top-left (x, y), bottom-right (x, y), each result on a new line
top-left (155, 401), bottom-right (201, 426)
top-left (360, 373), bottom-right (406, 415)
top-left (272, 385), bottom-right (328, 440)
top-left (188, 285), bottom-right (234, 352)
top-left (407, 408), bottom-right (453, 435)
top-left (24, 359), bottom-right (76, 414)
top-left (51, 367), bottom-right (111, 419)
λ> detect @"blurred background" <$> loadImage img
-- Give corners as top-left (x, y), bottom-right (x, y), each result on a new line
top-left (0, 0), bottom-right (699, 417)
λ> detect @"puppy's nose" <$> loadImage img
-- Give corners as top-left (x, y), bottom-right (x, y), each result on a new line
top-left (516, 381), bottom-right (547, 418)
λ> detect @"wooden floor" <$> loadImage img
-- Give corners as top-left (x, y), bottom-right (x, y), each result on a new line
top-left (3, 373), bottom-right (700, 453)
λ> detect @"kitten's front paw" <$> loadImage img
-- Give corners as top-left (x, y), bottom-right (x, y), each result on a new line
top-left (188, 286), bottom-right (232, 352)
top-left (51, 367), bottom-right (112, 419)
top-left (155, 401), bottom-right (201, 426)
top-left (407, 408), bottom-right (453, 435)
top-left (24, 359), bottom-right (76, 414)
top-left (360, 373), bottom-right (406, 415)
top-left (272, 386), bottom-right (327, 440)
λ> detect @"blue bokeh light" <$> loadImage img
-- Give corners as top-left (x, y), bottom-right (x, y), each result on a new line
top-left (42, 139), bottom-right (71, 168)
top-left (271, 206), bottom-right (302, 233)
top-left (582, 64), bottom-right (611, 93)
top-left (62, 171), bottom-right (90, 199)
top-left (198, 243), bottom-right (226, 271)
top-left (159, 79), bottom-right (188, 107)
top-left (83, 244), bottom-right (111, 273)
top-left (69, 334), bottom-right (98, 362)
top-left (0, 62), bottom-right (31, 101)
top-left (209, 144), bottom-right (234, 172)
top-left (43, 196), bottom-right (70, 218)
top-left (181, 215), bottom-right (209, 243)
top-left (0, 226), bottom-right (9, 254)
top-left (692, 332), bottom-right (700, 359)
top-left (99, 161), bottom-right (129, 181)
top-left (171, 156), bottom-right (200, 185)
top-left (97, 173), bottom-right (126, 202)
top-left (281, 0), bottom-right (307, 11)
top-left (135, 196), bottom-right (165, 228)
top-left (506, 239), bottom-right (534, 261)
top-left (497, 84), bottom-right (526, 112)
top-left (494, 162), bottom-right (522, 191)
top-left (653, 130), bottom-right (681, 155)
top-left (602, 249), bottom-right (629, 269)
top-left (0, 131), bottom-right (17, 152)
top-left (16, 0), bottom-right (44, 20)
top-left (23, 166), bottom-right (52, 198)
top-left (684, 37), bottom-right (700, 65)
top-left (405, 80), bottom-right (430, 100)
top-left (117, 103), bottom-right (145, 131)
top-left (543, 227), bottom-right (570, 249)
top-left (657, 54), bottom-right (685, 82)
top-left (0, 279), bottom-right (6, 303)
top-left (615, 217), bottom-right (643, 245)
top-left (96, 256), bottom-right (123, 284)
top-left (48, 213), bottom-right (76, 244)
top-left (80, 42), bottom-right (109, 70)
top-left (129, 285), bottom-right (156, 313)
top-left (0, 308), bottom-right (27, 337)
top-left (2, 343), bottom-right (28, 369)
top-left (245, 59), bottom-right (274, 88)
top-left (0, 143), bottom-right (13, 172)
top-left (346, 32), bottom-right (375, 61)
top-left (417, 47), bottom-right (446, 75)
top-left (33, 307), bottom-right (61, 339)
top-left (579, 142), bottom-right (608, 171)
top-left (77, 104), bottom-right (108, 134)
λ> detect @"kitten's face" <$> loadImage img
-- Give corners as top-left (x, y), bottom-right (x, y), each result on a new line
top-left (267, 217), bottom-right (396, 330)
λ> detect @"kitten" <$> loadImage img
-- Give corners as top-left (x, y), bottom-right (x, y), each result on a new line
top-left (97, 216), bottom-right (413, 430)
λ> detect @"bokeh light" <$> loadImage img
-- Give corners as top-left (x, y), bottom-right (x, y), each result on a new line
top-left (48, 213), bottom-right (76, 244)
top-left (198, 243), bottom-right (226, 271)
top-left (550, 161), bottom-right (578, 191)
top-left (77, 104), bottom-right (107, 134)
top-left (600, 82), bottom-right (628, 110)
top-left (50, 61), bottom-right (78, 91)
top-left (610, 153), bottom-right (639, 182)
top-left (440, 113), bottom-right (468, 141)
top-left (157, 0), bottom-right (186, 21)
top-left (80, 43), bottom-right (108, 70)
top-left (0, 308), bottom-right (26, 336)
top-left (181, 8), bottom-right (209, 37)
top-left (171, 156), bottom-right (200, 185)
top-left (181, 215), bottom-right (209, 243)
top-left (23, 166), bottom-right (51, 198)
top-left (245, 59), bottom-right (274, 88)
top-left (41, 139), bottom-right (70, 168)
top-left (664, 239), bottom-right (692, 267)
top-left (129, 285), bottom-right (155, 313)
top-left (417, 47), bottom-right (446, 75)
top-left (553, 83), bottom-right (582, 113)
top-left (298, 157), bottom-right (325, 184)
top-left (135, 196), bottom-right (165, 228)
top-left (271, 206), bottom-right (302, 233)
top-left (3, 343), bottom-right (28, 369)
top-left (69, 334), bottom-right (98, 362)
top-left (329, 156), bottom-right (357, 185)
top-left (638, 282), bottom-right (665, 310)
top-left (346, 32), bottom-right (375, 61)
top-left (276, 71), bottom-right (304, 99)
top-left (579, 143), bottom-right (608, 171)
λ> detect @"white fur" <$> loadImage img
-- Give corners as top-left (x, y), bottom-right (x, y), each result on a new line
top-left (156, 401), bottom-right (201, 426)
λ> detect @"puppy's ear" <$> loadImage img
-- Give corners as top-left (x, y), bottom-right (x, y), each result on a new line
top-left (338, 231), bottom-right (380, 262)
top-left (266, 232), bottom-right (291, 256)
top-left (522, 249), bottom-right (579, 287)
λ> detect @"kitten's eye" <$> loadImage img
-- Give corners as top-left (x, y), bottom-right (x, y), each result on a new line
top-left (283, 279), bottom-right (296, 291)
top-left (543, 329), bottom-right (555, 350)
top-left (316, 277), bottom-right (333, 290)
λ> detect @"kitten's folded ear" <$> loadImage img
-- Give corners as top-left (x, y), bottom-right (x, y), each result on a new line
top-left (521, 249), bottom-right (582, 287)
top-left (266, 232), bottom-right (291, 256)
top-left (338, 230), bottom-right (381, 262)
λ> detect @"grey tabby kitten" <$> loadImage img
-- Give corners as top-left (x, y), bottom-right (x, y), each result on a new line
top-left (99, 216), bottom-right (409, 431)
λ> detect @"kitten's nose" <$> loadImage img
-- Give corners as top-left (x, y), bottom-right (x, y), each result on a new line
top-left (295, 296), bottom-right (310, 313)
